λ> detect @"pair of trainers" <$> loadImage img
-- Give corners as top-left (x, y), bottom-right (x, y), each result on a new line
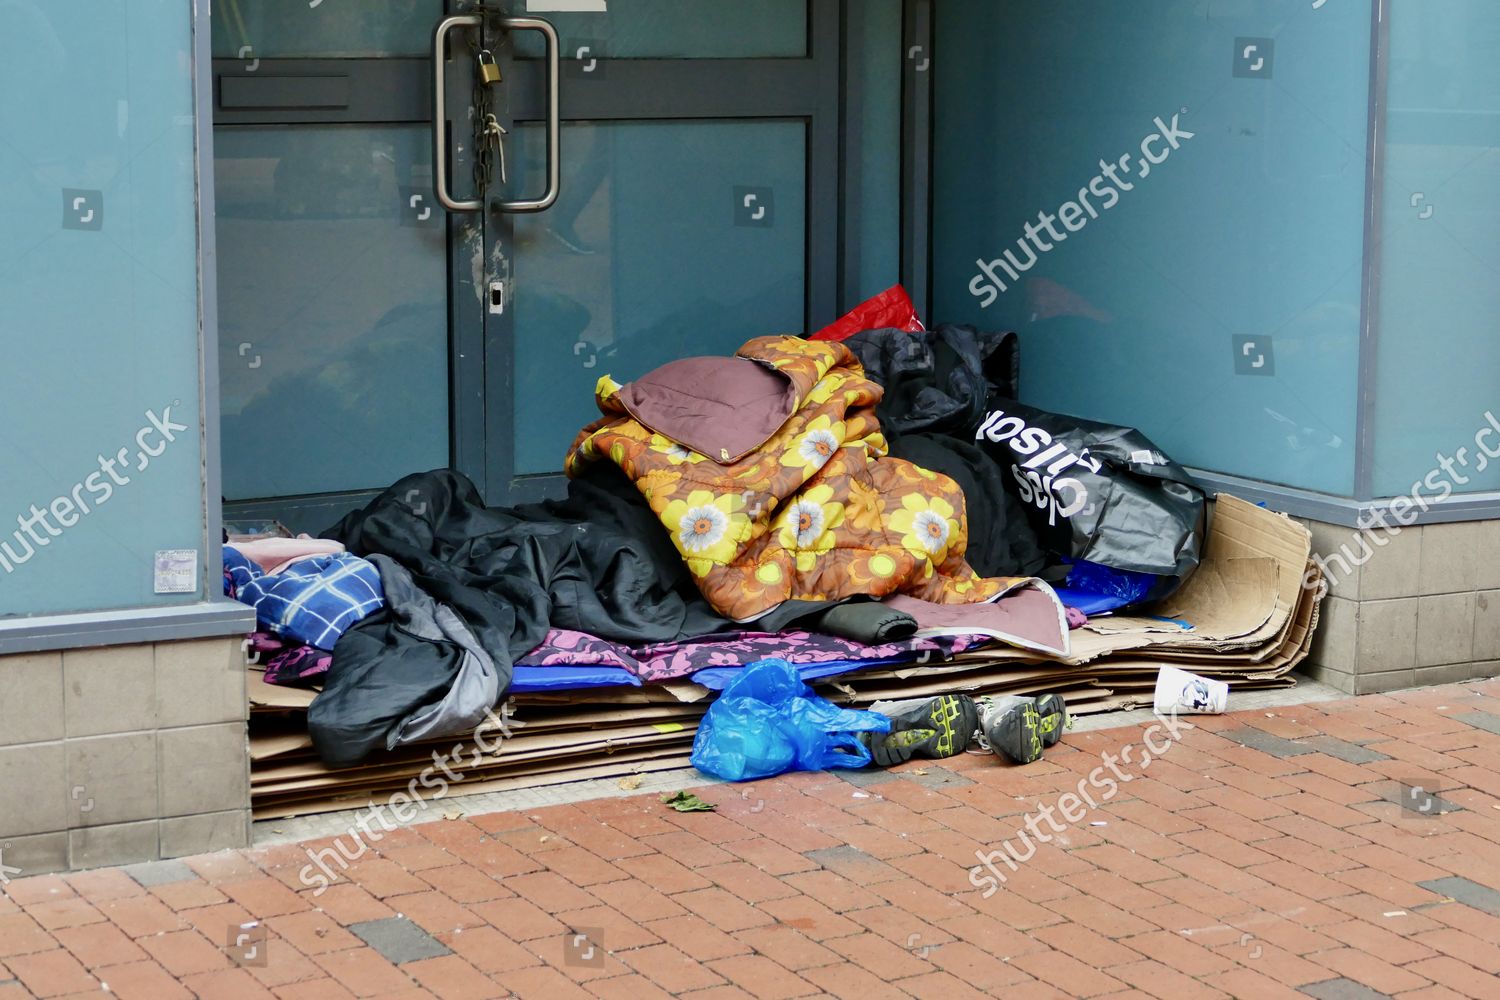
top-left (863, 692), bottom-right (1068, 767)
top-left (974, 693), bottom-right (1068, 765)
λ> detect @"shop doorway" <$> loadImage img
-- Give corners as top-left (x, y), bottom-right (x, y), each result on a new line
top-left (210, 0), bottom-right (840, 531)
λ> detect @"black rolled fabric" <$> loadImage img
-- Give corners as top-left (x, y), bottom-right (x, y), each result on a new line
top-left (801, 600), bottom-right (917, 645)
top-left (310, 466), bottom-right (836, 766)
top-left (310, 467), bottom-right (724, 765)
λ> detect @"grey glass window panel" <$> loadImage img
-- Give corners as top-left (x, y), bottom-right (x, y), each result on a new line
top-left (1372, 0), bottom-right (1500, 496)
top-left (213, 126), bottom-right (449, 501)
top-left (928, 0), bottom-right (1371, 497)
top-left (0, 0), bottom-right (208, 617)
top-left (211, 0), bottom-right (443, 59)
top-left (512, 0), bottom-right (807, 59)
top-left (506, 119), bottom-right (807, 476)
top-left (843, 0), bottom-right (902, 310)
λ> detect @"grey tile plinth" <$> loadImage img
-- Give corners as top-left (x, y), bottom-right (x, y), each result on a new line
top-left (161, 810), bottom-right (251, 858)
top-left (63, 644), bottom-right (155, 738)
top-left (1358, 527), bottom-right (1422, 602)
top-left (1416, 594), bottom-right (1476, 669)
top-left (69, 820), bottom-right (159, 869)
top-left (0, 742), bottom-right (67, 836)
top-left (1418, 521), bottom-right (1484, 596)
top-left (0, 653), bottom-right (64, 746)
top-left (0, 831), bottom-right (68, 879)
top-left (1357, 599), bottom-right (1418, 673)
top-left (1310, 596), bottom-right (1357, 674)
top-left (156, 638), bottom-right (247, 728)
top-left (158, 724), bottom-right (249, 817)
top-left (66, 732), bottom-right (158, 828)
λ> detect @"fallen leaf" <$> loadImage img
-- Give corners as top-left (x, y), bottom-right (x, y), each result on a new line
top-left (661, 790), bottom-right (716, 812)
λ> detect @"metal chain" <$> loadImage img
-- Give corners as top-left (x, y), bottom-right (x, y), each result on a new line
top-left (466, 4), bottom-right (509, 198)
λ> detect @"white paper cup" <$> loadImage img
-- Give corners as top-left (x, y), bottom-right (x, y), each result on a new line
top-left (1153, 664), bottom-right (1228, 715)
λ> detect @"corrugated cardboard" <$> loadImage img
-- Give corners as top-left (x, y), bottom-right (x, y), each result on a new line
top-left (244, 494), bottom-right (1322, 820)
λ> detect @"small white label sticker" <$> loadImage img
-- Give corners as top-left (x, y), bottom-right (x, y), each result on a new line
top-left (154, 549), bottom-right (198, 594)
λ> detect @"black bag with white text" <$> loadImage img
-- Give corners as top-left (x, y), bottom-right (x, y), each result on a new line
top-left (975, 398), bottom-right (1206, 602)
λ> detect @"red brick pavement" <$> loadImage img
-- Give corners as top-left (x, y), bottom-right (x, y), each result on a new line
top-left (5, 680), bottom-right (1500, 998)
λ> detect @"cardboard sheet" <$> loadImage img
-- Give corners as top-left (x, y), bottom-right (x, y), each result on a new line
top-left (244, 494), bottom-right (1323, 822)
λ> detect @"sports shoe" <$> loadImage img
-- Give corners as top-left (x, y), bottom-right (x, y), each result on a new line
top-left (1033, 693), bottom-right (1069, 748)
top-left (864, 694), bottom-right (979, 767)
top-left (976, 695), bottom-right (1045, 765)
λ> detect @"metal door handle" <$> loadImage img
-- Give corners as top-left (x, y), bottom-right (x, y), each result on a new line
top-left (494, 16), bottom-right (560, 213)
top-left (432, 13), bottom-right (483, 212)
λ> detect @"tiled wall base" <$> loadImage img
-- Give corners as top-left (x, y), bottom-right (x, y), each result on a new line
top-left (1301, 517), bottom-right (1500, 695)
top-left (0, 637), bottom-right (250, 876)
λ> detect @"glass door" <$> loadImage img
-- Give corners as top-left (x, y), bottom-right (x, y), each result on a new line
top-left (210, 1), bottom-right (840, 523)
top-left (481, 0), bottom-right (841, 503)
top-left (210, 0), bottom-right (483, 532)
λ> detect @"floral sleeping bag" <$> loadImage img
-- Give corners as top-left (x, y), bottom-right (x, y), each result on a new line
top-left (565, 335), bottom-right (1033, 622)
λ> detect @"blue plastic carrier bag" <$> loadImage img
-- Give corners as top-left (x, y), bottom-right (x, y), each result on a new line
top-left (690, 659), bottom-right (891, 781)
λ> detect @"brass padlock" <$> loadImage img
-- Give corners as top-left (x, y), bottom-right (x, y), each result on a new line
top-left (477, 50), bottom-right (502, 86)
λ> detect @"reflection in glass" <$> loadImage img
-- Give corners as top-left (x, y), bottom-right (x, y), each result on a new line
top-left (211, 0), bottom-right (443, 59)
top-left (507, 120), bottom-right (807, 474)
top-left (0, 0), bottom-right (207, 615)
top-left (1372, 0), bottom-right (1500, 495)
top-left (930, 0), bottom-right (1371, 496)
top-left (214, 126), bottom-right (449, 500)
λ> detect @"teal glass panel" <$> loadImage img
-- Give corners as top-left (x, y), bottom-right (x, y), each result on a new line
top-left (843, 0), bottom-right (903, 310)
top-left (214, 126), bottom-right (449, 500)
top-left (1372, 0), bottom-right (1500, 496)
top-left (508, 119), bottom-right (807, 475)
top-left (212, 0), bottom-right (444, 59)
top-left (514, 0), bottom-right (807, 59)
top-left (931, 0), bottom-right (1371, 496)
top-left (0, 1), bottom-right (207, 616)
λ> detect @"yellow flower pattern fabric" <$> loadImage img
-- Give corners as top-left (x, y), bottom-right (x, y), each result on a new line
top-left (566, 335), bottom-right (1009, 620)
top-left (659, 490), bottom-right (750, 577)
top-left (889, 494), bottom-right (960, 571)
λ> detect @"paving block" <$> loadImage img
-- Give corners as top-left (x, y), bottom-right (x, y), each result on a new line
top-left (1417, 876), bottom-right (1500, 917)
top-left (348, 916), bottom-right (452, 964)
top-left (1297, 736), bottom-right (1391, 764)
top-left (1222, 728), bottom-right (1314, 758)
top-left (1301, 977), bottom-right (1393, 1000)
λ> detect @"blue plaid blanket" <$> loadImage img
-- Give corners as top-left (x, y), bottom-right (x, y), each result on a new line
top-left (224, 546), bottom-right (384, 650)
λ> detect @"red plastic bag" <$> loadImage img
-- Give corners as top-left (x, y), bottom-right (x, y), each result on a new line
top-left (810, 285), bottom-right (925, 341)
